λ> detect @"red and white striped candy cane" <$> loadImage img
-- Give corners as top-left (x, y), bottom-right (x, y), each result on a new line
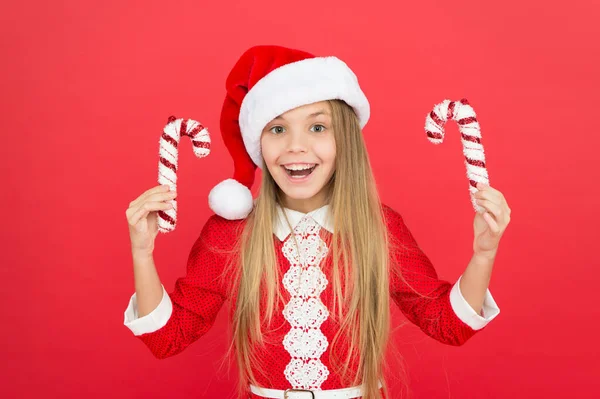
top-left (157, 116), bottom-right (211, 233)
top-left (424, 98), bottom-right (489, 213)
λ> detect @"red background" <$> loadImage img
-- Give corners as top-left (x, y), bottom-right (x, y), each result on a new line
top-left (2, 0), bottom-right (598, 398)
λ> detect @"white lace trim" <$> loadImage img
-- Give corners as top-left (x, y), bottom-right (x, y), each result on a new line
top-left (283, 327), bottom-right (328, 358)
top-left (281, 216), bottom-right (330, 389)
top-left (283, 359), bottom-right (330, 389)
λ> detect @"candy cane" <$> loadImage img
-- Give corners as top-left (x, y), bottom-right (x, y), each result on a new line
top-left (157, 116), bottom-right (211, 233)
top-left (424, 98), bottom-right (489, 213)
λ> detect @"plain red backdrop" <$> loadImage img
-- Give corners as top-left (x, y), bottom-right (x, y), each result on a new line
top-left (1, 0), bottom-right (598, 398)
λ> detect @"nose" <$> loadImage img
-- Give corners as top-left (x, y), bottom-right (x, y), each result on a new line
top-left (285, 129), bottom-right (308, 153)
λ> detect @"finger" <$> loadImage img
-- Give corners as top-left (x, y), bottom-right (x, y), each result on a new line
top-left (474, 185), bottom-right (503, 205)
top-left (129, 201), bottom-right (173, 226)
top-left (474, 188), bottom-right (499, 205)
top-left (478, 200), bottom-right (509, 233)
top-left (130, 201), bottom-right (174, 226)
top-left (483, 212), bottom-right (501, 233)
top-left (476, 183), bottom-right (505, 201)
top-left (130, 185), bottom-right (172, 208)
top-left (127, 192), bottom-right (176, 224)
top-left (148, 190), bottom-right (178, 203)
top-left (476, 199), bottom-right (502, 220)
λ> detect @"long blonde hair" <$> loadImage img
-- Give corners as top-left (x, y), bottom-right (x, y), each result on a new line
top-left (219, 99), bottom-right (410, 399)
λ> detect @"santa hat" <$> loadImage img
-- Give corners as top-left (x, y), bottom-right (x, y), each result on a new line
top-left (208, 45), bottom-right (370, 220)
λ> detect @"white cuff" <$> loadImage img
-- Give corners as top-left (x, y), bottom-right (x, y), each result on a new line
top-left (449, 275), bottom-right (500, 330)
top-left (123, 284), bottom-right (173, 336)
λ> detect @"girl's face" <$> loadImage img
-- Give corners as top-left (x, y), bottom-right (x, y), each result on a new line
top-left (260, 101), bottom-right (336, 213)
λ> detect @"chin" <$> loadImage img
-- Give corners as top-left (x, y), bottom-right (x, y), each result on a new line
top-left (281, 187), bottom-right (323, 200)
top-left (272, 169), bottom-right (330, 203)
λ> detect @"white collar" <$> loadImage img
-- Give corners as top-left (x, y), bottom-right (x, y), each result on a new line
top-left (273, 204), bottom-right (333, 241)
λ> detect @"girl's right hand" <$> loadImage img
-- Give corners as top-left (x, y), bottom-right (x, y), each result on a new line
top-left (126, 184), bottom-right (177, 256)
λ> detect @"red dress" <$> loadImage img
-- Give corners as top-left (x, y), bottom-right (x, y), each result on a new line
top-left (124, 204), bottom-right (500, 397)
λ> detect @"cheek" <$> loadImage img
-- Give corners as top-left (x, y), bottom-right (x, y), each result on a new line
top-left (317, 137), bottom-right (336, 164)
top-left (260, 137), bottom-right (279, 168)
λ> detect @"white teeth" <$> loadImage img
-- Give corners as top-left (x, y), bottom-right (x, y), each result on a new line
top-left (284, 164), bottom-right (315, 170)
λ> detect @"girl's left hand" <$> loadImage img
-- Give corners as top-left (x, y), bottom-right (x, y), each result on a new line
top-left (472, 182), bottom-right (511, 260)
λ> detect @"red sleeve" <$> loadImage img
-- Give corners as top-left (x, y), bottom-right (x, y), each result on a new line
top-left (383, 204), bottom-right (482, 346)
top-left (135, 215), bottom-right (240, 358)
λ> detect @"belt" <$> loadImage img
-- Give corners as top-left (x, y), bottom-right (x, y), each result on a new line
top-left (249, 380), bottom-right (382, 399)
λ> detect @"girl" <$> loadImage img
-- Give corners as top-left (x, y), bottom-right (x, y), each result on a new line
top-left (124, 45), bottom-right (511, 399)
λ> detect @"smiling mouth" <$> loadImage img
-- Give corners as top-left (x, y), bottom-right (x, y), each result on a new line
top-left (282, 165), bottom-right (317, 178)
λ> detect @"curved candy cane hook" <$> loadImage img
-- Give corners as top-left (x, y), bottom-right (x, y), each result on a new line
top-left (424, 99), bottom-right (489, 213)
top-left (157, 116), bottom-right (211, 233)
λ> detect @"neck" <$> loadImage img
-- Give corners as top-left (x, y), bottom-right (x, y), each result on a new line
top-left (282, 192), bottom-right (328, 214)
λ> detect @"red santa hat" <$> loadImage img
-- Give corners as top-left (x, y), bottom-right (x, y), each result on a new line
top-left (208, 45), bottom-right (370, 220)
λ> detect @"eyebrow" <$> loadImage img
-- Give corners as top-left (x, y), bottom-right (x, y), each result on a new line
top-left (272, 110), bottom-right (331, 121)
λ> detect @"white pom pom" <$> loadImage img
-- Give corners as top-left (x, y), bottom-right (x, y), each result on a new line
top-left (208, 179), bottom-right (254, 220)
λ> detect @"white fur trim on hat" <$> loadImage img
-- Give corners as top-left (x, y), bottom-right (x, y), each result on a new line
top-left (239, 56), bottom-right (370, 168)
top-left (208, 178), bottom-right (254, 220)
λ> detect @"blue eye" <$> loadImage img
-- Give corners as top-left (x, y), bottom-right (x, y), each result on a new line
top-left (311, 124), bottom-right (326, 133)
top-left (269, 126), bottom-right (285, 134)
